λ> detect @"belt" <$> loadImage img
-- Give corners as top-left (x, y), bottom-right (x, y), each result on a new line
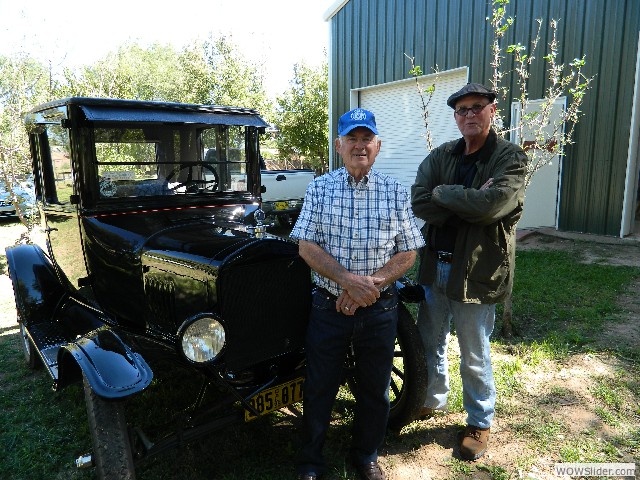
top-left (315, 287), bottom-right (395, 301)
top-left (436, 251), bottom-right (453, 263)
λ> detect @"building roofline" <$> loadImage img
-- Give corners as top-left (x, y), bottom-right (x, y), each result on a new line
top-left (323, 0), bottom-right (349, 20)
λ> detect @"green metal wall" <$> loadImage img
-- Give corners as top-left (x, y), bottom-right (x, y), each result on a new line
top-left (329, 0), bottom-right (640, 236)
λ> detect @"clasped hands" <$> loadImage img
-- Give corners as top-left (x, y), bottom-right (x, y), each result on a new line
top-left (335, 274), bottom-right (385, 316)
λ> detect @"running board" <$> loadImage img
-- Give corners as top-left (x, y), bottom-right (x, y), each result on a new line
top-left (24, 322), bottom-right (71, 380)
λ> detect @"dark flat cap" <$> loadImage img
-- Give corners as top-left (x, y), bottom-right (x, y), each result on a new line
top-left (447, 83), bottom-right (496, 109)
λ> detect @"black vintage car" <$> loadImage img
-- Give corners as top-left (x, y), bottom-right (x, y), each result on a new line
top-left (6, 97), bottom-right (427, 479)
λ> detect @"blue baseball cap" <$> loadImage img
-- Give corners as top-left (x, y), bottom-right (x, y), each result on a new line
top-left (337, 108), bottom-right (378, 136)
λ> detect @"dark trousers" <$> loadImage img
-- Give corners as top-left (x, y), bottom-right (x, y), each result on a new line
top-left (296, 289), bottom-right (398, 476)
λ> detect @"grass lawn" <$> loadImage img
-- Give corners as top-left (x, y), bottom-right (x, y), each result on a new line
top-left (1, 241), bottom-right (639, 479)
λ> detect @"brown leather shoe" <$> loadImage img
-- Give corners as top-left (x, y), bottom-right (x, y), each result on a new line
top-left (354, 461), bottom-right (386, 480)
top-left (459, 424), bottom-right (490, 460)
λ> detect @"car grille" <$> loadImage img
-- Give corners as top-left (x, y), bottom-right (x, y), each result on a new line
top-left (217, 239), bottom-right (311, 371)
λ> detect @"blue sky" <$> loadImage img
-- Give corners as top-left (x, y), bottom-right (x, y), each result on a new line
top-left (0, 0), bottom-right (331, 98)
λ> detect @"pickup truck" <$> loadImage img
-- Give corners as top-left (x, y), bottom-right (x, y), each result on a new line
top-left (260, 168), bottom-right (315, 225)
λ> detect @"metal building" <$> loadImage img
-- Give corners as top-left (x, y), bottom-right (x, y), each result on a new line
top-left (324, 0), bottom-right (640, 237)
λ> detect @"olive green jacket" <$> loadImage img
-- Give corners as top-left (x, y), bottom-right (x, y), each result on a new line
top-left (411, 129), bottom-right (528, 304)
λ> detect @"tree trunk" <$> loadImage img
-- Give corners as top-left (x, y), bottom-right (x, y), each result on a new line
top-left (501, 292), bottom-right (513, 338)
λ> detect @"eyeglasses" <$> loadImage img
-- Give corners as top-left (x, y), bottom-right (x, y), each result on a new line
top-left (454, 103), bottom-right (491, 117)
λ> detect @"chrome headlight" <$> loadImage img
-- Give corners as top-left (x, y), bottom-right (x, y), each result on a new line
top-left (179, 316), bottom-right (226, 363)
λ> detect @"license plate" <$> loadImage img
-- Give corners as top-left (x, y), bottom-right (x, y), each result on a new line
top-left (274, 201), bottom-right (289, 210)
top-left (244, 377), bottom-right (304, 421)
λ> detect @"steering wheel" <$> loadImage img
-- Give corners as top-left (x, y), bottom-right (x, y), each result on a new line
top-left (166, 163), bottom-right (219, 192)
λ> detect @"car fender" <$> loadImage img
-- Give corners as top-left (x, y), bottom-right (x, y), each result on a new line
top-left (57, 327), bottom-right (153, 398)
top-left (5, 244), bottom-right (67, 325)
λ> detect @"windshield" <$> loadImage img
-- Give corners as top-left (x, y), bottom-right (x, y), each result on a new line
top-left (95, 124), bottom-right (248, 200)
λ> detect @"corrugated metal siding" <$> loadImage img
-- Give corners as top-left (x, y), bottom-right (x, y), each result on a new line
top-left (329, 0), bottom-right (640, 236)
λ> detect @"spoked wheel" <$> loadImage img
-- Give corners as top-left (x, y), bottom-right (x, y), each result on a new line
top-left (83, 374), bottom-right (136, 480)
top-left (19, 322), bottom-right (41, 370)
top-left (387, 303), bottom-right (428, 431)
top-left (345, 303), bottom-right (427, 432)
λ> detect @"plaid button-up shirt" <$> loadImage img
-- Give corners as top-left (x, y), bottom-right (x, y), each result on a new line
top-left (290, 167), bottom-right (425, 296)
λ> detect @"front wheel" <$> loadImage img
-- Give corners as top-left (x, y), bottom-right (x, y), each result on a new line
top-left (83, 374), bottom-right (136, 480)
top-left (19, 323), bottom-right (41, 370)
top-left (345, 303), bottom-right (427, 432)
top-left (387, 303), bottom-right (428, 431)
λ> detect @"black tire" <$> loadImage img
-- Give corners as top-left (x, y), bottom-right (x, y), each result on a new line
top-left (83, 375), bottom-right (136, 480)
top-left (387, 303), bottom-right (428, 431)
top-left (345, 303), bottom-right (428, 432)
top-left (19, 322), bottom-right (41, 370)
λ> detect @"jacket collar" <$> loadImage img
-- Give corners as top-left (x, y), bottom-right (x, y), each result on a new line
top-left (452, 128), bottom-right (498, 162)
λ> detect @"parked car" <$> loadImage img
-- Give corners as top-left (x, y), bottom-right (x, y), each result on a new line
top-left (0, 179), bottom-right (35, 218)
top-left (0, 187), bottom-right (13, 217)
top-left (6, 97), bottom-right (427, 479)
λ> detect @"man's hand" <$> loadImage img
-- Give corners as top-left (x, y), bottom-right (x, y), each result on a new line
top-left (335, 275), bottom-right (385, 315)
top-left (344, 274), bottom-right (384, 306)
top-left (336, 291), bottom-right (358, 315)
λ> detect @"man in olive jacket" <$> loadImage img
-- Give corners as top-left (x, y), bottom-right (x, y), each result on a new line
top-left (411, 83), bottom-right (528, 461)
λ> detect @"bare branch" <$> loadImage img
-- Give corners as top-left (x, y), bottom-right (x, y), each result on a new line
top-left (405, 54), bottom-right (439, 152)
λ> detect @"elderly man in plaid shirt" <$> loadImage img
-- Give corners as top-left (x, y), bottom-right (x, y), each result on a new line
top-left (291, 108), bottom-right (424, 480)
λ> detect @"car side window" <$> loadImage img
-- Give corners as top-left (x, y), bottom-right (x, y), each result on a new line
top-left (95, 127), bottom-right (171, 199)
top-left (201, 126), bottom-right (248, 192)
top-left (37, 124), bottom-right (73, 205)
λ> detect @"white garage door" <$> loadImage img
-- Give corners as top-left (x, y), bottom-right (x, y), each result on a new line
top-left (358, 67), bottom-right (468, 190)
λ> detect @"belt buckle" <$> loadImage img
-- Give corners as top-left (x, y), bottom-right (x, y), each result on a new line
top-left (437, 251), bottom-right (453, 263)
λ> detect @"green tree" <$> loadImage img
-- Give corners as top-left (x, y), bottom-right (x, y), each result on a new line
top-left (274, 59), bottom-right (328, 172)
top-left (0, 53), bottom-right (50, 225)
top-left (200, 36), bottom-right (274, 118)
top-left (488, 0), bottom-right (592, 337)
top-left (488, 3), bottom-right (592, 189)
top-left (58, 42), bottom-right (190, 101)
top-left (55, 36), bottom-right (273, 118)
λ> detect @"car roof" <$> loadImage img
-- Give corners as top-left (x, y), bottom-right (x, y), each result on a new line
top-left (26, 97), bottom-right (270, 128)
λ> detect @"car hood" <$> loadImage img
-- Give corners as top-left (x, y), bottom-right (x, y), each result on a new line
top-left (141, 223), bottom-right (260, 276)
top-left (83, 209), bottom-right (286, 279)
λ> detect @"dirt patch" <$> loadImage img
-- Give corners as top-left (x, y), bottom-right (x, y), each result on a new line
top-left (516, 229), bottom-right (640, 267)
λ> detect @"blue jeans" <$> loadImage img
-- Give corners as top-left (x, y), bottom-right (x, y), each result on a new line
top-left (296, 289), bottom-right (398, 476)
top-left (417, 261), bottom-right (496, 429)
